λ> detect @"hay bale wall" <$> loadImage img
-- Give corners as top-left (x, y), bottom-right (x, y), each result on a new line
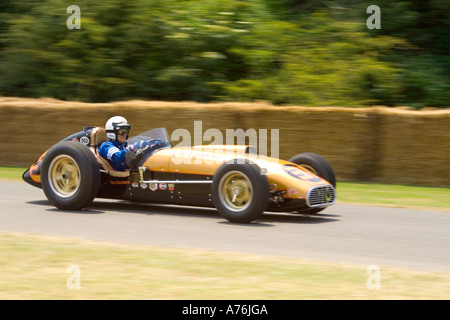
top-left (1, 97), bottom-right (449, 187)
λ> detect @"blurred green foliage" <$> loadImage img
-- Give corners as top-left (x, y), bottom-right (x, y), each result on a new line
top-left (0, 0), bottom-right (448, 107)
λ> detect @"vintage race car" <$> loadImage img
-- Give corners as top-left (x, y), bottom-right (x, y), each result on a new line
top-left (23, 126), bottom-right (336, 223)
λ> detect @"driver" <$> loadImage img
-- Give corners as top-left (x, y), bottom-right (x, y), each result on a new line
top-left (99, 116), bottom-right (148, 171)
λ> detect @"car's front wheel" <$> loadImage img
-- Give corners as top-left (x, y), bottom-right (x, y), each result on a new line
top-left (288, 152), bottom-right (336, 214)
top-left (41, 141), bottom-right (100, 210)
top-left (212, 160), bottom-right (269, 223)
top-left (288, 152), bottom-right (336, 187)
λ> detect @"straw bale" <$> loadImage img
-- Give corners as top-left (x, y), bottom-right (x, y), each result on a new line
top-left (1, 97), bottom-right (449, 187)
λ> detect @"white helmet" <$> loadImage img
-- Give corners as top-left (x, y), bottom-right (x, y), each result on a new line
top-left (105, 116), bottom-right (131, 140)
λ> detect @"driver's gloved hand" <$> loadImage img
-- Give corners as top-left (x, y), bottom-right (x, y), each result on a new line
top-left (125, 141), bottom-right (150, 167)
top-left (126, 141), bottom-right (150, 156)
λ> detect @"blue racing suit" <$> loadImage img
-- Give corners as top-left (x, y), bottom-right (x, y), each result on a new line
top-left (98, 139), bottom-right (130, 171)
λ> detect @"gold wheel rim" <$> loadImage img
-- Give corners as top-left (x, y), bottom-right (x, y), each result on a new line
top-left (48, 155), bottom-right (80, 198)
top-left (219, 171), bottom-right (253, 212)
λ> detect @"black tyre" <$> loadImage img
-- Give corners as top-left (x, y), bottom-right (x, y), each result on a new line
top-left (288, 152), bottom-right (336, 214)
top-left (212, 160), bottom-right (269, 223)
top-left (288, 152), bottom-right (336, 187)
top-left (41, 141), bottom-right (101, 210)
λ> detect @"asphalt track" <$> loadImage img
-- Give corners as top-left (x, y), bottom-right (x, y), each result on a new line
top-left (1, 181), bottom-right (449, 273)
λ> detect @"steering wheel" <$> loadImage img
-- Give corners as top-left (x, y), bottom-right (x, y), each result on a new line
top-left (127, 142), bottom-right (150, 169)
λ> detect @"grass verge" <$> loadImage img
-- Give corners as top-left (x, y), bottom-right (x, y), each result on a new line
top-left (0, 232), bottom-right (449, 299)
top-left (337, 181), bottom-right (450, 211)
top-left (0, 166), bottom-right (26, 181)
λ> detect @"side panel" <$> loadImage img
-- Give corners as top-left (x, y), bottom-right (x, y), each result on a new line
top-left (97, 169), bottom-right (214, 207)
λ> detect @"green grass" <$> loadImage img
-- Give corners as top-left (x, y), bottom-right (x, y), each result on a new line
top-left (0, 232), bottom-right (449, 299)
top-left (337, 182), bottom-right (450, 211)
top-left (2, 166), bottom-right (449, 211)
top-left (0, 166), bottom-right (26, 181)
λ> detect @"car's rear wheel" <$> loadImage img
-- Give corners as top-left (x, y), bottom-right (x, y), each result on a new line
top-left (212, 160), bottom-right (269, 223)
top-left (41, 141), bottom-right (100, 210)
top-left (288, 152), bottom-right (336, 214)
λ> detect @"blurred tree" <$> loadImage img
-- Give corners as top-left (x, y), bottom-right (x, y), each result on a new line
top-left (222, 13), bottom-right (404, 106)
top-left (0, 0), bottom-right (448, 107)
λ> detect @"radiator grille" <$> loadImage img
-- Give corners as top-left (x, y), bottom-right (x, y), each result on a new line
top-left (307, 185), bottom-right (336, 207)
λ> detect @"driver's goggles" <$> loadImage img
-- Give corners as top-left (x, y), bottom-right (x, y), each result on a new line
top-left (117, 129), bottom-right (129, 136)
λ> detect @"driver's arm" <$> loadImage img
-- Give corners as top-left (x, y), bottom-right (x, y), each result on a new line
top-left (99, 142), bottom-right (130, 171)
top-left (107, 147), bottom-right (128, 165)
top-left (99, 141), bottom-right (150, 170)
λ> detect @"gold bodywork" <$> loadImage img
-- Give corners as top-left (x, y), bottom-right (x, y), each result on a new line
top-left (142, 145), bottom-right (332, 201)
